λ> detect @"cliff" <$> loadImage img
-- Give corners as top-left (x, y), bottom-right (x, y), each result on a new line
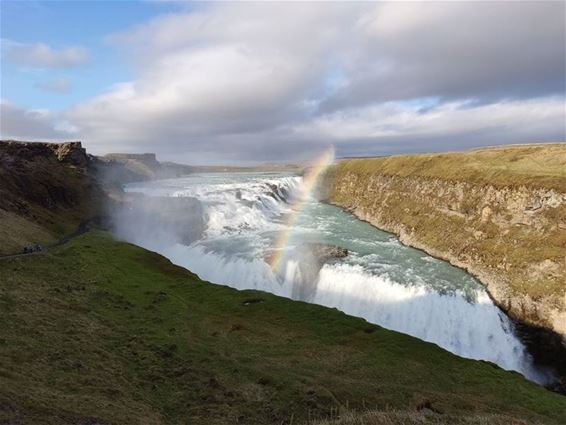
top-left (325, 144), bottom-right (566, 358)
top-left (94, 153), bottom-right (304, 184)
top-left (94, 152), bottom-right (194, 185)
top-left (0, 141), bottom-right (197, 255)
top-left (0, 140), bottom-right (105, 255)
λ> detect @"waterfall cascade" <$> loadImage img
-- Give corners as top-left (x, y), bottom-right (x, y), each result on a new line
top-left (121, 172), bottom-right (553, 384)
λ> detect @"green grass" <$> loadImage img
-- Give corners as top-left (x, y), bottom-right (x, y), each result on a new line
top-left (1, 231), bottom-right (565, 424)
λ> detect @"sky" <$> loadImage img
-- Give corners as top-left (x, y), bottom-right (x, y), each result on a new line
top-left (1, 0), bottom-right (565, 164)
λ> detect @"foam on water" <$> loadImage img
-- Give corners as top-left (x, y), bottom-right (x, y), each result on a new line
top-left (315, 264), bottom-right (532, 374)
top-left (123, 172), bottom-right (552, 385)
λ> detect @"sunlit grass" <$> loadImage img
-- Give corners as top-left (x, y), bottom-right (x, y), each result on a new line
top-left (336, 144), bottom-right (566, 190)
top-left (1, 231), bottom-right (565, 424)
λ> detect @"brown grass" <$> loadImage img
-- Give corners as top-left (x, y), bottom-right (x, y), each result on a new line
top-left (337, 144), bottom-right (566, 190)
top-left (0, 141), bottom-right (105, 255)
top-left (310, 409), bottom-right (534, 425)
top-left (0, 210), bottom-right (55, 255)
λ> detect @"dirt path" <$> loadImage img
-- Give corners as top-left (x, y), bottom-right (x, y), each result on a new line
top-left (0, 251), bottom-right (46, 261)
top-left (0, 221), bottom-right (90, 261)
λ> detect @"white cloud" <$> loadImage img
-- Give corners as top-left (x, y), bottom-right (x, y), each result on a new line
top-left (320, 1), bottom-right (565, 111)
top-left (65, 3), bottom-right (361, 159)
top-left (0, 100), bottom-right (70, 140)
top-left (6, 42), bottom-right (89, 69)
top-left (3, 3), bottom-right (565, 163)
top-left (295, 98), bottom-right (566, 144)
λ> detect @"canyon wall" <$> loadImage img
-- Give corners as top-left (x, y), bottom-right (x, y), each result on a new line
top-left (325, 145), bottom-right (566, 345)
top-left (0, 140), bottom-right (201, 255)
top-left (0, 140), bottom-right (105, 254)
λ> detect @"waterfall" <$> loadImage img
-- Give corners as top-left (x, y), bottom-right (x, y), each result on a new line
top-left (119, 172), bottom-right (552, 385)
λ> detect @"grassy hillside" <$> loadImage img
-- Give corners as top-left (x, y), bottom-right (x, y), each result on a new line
top-left (1, 231), bottom-right (565, 424)
top-left (314, 410), bottom-right (538, 425)
top-left (0, 141), bottom-right (104, 255)
top-left (336, 144), bottom-right (565, 190)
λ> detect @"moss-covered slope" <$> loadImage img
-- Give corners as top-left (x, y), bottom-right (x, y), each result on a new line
top-left (1, 231), bottom-right (565, 424)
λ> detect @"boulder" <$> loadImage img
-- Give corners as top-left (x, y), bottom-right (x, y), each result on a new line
top-left (300, 243), bottom-right (348, 264)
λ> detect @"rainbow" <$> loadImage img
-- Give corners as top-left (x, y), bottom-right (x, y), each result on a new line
top-left (269, 146), bottom-right (335, 273)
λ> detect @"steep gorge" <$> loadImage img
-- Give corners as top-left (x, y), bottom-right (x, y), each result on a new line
top-left (4, 142), bottom-right (566, 423)
top-left (324, 145), bottom-right (566, 381)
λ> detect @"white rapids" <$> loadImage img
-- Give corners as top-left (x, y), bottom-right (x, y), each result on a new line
top-left (119, 172), bottom-right (552, 384)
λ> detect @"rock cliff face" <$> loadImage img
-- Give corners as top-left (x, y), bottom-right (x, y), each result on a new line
top-left (0, 141), bottom-right (201, 256)
top-left (0, 140), bottom-right (89, 166)
top-left (0, 140), bottom-right (104, 254)
top-left (324, 145), bottom-right (566, 351)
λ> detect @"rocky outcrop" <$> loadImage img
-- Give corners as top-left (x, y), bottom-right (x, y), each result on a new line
top-left (323, 145), bottom-right (566, 379)
top-left (303, 243), bottom-right (348, 264)
top-left (0, 140), bottom-right (105, 254)
top-left (329, 173), bottom-right (566, 335)
top-left (104, 153), bottom-right (159, 167)
top-left (0, 140), bottom-right (88, 167)
top-left (52, 142), bottom-right (89, 167)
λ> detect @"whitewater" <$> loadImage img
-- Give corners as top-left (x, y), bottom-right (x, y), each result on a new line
top-left (121, 172), bottom-right (550, 384)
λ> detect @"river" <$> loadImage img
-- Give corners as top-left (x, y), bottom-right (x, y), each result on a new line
top-left (120, 171), bottom-right (551, 384)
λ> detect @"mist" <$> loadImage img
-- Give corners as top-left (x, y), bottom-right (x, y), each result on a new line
top-left (102, 168), bottom-right (555, 386)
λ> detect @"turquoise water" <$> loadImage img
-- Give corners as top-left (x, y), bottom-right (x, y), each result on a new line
top-left (121, 172), bottom-right (550, 383)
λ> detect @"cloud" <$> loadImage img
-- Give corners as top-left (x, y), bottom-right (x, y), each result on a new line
top-left (0, 100), bottom-right (70, 140)
top-left (35, 77), bottom-right (71, 93)
top-left (294, 97), bottom-right (566, 155)
top-left (66, 3), bottom-right (361, 160)
top-left (6, 2), bottom-right (564, 163)
top-left (319, 1), bottom-right (566, 112)
top-left (6, 42), bottom-right (90, 69)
